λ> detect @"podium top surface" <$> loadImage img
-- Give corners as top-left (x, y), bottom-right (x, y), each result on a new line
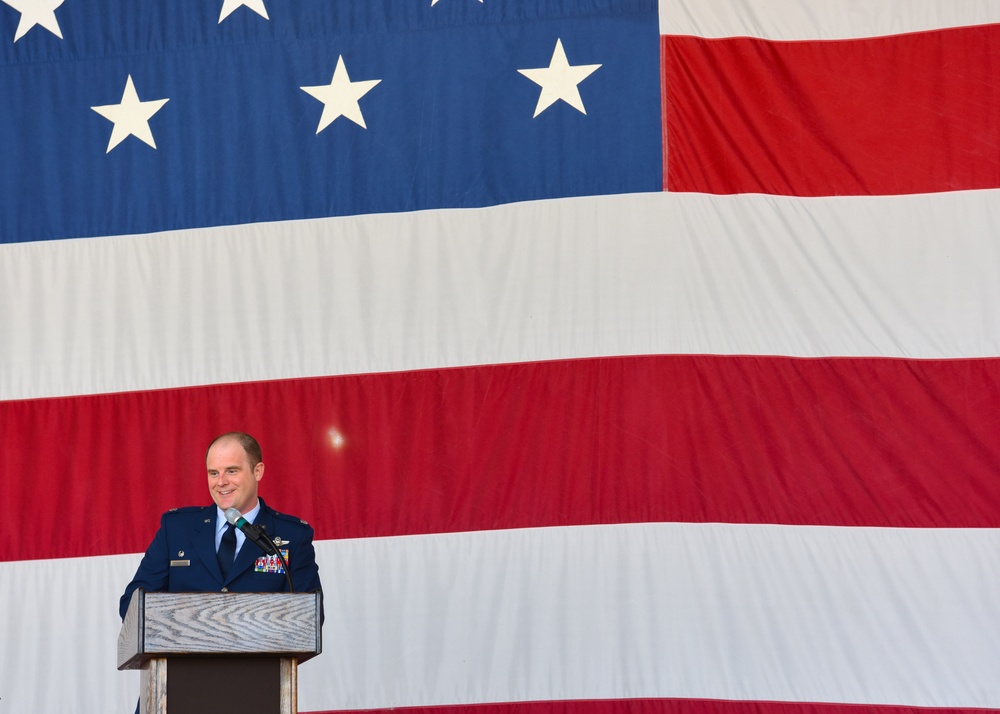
top-left (117, 590), bottom-right (322, 670)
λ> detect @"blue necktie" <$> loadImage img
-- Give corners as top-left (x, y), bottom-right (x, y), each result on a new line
top-left (218, 523), bottom-right (237, 579)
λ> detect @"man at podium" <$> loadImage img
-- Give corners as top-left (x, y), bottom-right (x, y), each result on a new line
top-left (120, 432), bottom-right (323, 620)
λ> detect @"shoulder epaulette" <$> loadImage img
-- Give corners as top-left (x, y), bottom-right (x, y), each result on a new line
top-left (273, 510), bottom-right (310, 527)
top-left (165, 505), bottom-right (206, 515)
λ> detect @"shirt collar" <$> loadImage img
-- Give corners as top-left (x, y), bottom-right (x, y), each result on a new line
top-left (216, 498), bottom-right (262, 532)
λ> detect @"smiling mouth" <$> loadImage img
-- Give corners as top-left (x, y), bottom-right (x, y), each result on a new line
top-left (218, 490), bottom-right (235, 496)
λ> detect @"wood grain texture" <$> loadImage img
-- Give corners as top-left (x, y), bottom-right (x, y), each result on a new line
top-left (119, 591), bottom-right (321, 669)
top-left (280, 657), bottom-right (298, 714)
top-left (140, 657), bottom-right (167, 714)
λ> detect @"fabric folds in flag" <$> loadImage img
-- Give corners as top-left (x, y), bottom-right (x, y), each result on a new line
top-left (1, 1), bottom-right (998, 713)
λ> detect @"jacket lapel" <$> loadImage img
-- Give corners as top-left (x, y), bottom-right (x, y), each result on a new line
top-left (223, 501), bottom-right (275, 585)
top-left (192, 511), bottom-right (225, 585)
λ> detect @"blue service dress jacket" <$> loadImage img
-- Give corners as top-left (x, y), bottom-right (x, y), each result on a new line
top-left (119, 497), bottom-right (322, 620)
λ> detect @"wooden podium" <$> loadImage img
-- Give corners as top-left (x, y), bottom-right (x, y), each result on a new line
top-left (118, 589), bottom-right (322, 714)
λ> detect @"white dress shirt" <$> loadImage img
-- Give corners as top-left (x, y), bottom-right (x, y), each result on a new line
top-left (214, 499), bottom-right (262, 556)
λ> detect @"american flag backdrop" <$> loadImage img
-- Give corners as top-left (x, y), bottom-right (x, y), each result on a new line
top-left (1, 0), bottom-right (999, 712)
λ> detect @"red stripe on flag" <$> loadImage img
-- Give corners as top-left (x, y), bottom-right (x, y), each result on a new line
top-left (4, 354), bottom-right (999, 562)
top-left (304, 699), bottom-right (989, 714)
top-left (662, 24), bottom-right (1000, 196)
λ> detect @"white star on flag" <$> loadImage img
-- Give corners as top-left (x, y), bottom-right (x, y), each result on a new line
top-left (90, 75), bottom-right (170, 153)
top-left (518, 38), bottom-right (602, 118)
top-left (300, 56), bottom-right (381, 133)
top-left (218, 0), bottom-right (268, 23)
top-left (2, 0), bottom-right (65, 42)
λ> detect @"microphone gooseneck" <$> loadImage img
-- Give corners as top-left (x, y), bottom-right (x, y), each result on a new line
top-left (224, 507), bottom-right (295, 592)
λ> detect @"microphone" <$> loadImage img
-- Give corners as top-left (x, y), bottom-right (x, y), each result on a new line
top-left (225, 507), bottom-right (275, 553)
top-left (224, 507), bottom-right (295, 592)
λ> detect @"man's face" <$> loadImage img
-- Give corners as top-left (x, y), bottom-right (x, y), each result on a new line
top-left (206, 438), bottom-right (264, 516)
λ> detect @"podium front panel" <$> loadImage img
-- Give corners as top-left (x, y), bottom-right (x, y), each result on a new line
top-left (165, 657), bottom-right (281, 713)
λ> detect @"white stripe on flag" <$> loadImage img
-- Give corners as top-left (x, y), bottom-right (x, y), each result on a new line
top-left (0, 553), bottom-right (143, 713)
top-left (4, 190), bottom-right (1000, 401)
top-left (3, 524), bottom-right (997, 713)
top-left (658, 0), bottom-right (1000, 39)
